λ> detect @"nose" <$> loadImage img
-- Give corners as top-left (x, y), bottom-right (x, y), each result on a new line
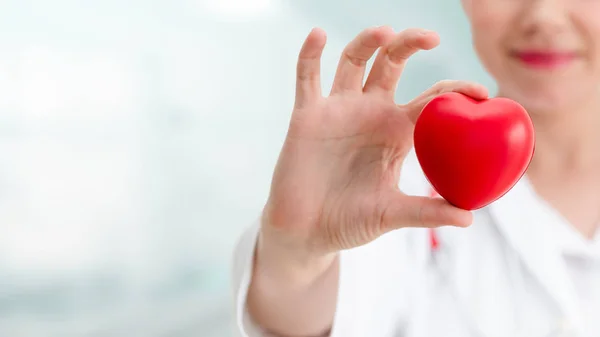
top-left (519, 0), bottom-right (568, 37)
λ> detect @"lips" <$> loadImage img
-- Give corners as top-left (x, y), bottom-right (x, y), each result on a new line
top-left (513, 50), bottom-right (578, 69)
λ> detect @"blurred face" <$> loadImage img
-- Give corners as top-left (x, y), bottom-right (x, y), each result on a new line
top-left (462, 0), bottom-right (600, 114)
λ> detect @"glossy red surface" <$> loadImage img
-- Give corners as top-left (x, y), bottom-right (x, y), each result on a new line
top-left (414, 92), bottom-right (535, 210)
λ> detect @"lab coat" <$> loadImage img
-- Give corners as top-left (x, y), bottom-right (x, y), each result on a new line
top-left (231, 150), bottom-right (598, 337)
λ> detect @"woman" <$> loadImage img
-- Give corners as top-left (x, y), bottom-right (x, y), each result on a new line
top-left (232, 0), bottom-right (600, 336)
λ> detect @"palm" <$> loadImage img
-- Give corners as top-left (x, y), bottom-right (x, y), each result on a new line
top-left (263, 26), bottom-right (486, 254)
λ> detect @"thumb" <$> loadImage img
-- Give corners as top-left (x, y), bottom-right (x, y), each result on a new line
top-left (401, 80), bottom-right (488, 124)
top-left (380, 192), bottom-right (473, 230)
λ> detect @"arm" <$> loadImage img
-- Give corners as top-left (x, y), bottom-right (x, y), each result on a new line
top-left (247, 219), bottom-right (340, 336)
top-left (231, 25), bottom-right (481, 337)
top-left (232, 218), bottom-right (431, 337)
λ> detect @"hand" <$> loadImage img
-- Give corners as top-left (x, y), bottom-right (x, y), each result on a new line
top-left (260, 26), bottom-right (488, 270)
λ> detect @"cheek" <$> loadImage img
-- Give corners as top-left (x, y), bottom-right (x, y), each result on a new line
top-left (520, 8), bottom-right (600, 111)
top-left (467, 3), bottom-right (600, 112)
top-left (466, 2), bottom-right (516, 71)
top-left (500, 64), bottom-right (599, 114)
top-left (581, 17), bottom-right (600, 73)
top-left (469, 16), bottom-right (507, 77)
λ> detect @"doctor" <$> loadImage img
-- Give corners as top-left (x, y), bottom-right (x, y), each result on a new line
top-left (232, 0), bottom-right (600, 336)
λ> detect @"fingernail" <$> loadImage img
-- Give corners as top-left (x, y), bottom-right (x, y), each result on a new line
top-left (419, 29), bottom-right (433, 35)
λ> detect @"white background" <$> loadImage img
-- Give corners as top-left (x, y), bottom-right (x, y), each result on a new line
top-left (0, 0), bottom-right (494, 336)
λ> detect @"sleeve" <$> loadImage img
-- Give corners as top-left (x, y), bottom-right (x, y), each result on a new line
top-left (230, 150), bottom-right (432, 337)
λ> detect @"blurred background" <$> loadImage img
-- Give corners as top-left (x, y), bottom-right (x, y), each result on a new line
top-left (0, 0), bottom-right (495, 336)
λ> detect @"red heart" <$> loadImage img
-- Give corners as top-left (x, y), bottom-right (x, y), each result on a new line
top-left (413, 92), bottom-right (535, 210)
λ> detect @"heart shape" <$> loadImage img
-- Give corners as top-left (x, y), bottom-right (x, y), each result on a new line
top-left (413, 92), bottom-right (535, 210)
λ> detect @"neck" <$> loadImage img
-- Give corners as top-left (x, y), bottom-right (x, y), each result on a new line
top-left (526, 97), bottom-right (600, 173)
top-left (505, 93), bottom-right (600, 239)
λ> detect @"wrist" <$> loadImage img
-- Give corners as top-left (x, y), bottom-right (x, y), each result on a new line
top-left (255, 221), bottom-right (338, 287)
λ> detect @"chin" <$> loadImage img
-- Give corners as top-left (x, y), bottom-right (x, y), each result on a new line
top-left (499, 83), bottom-right (590, 116)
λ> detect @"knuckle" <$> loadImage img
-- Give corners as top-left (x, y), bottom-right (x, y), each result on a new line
top-left (401, 27), bottom-right (424, 41)
top-left (296, 61), bottom-right (319, 81)
top-left (378, 25), bottom-right (395, 37)
top-left (417, 199), bottom-right (428, 227)
top-left (399, 37), bottom-right (415, 53)
top-left (433, 79), bottom-right (454, 89)
top-left (363, 26), bottom-right (391, 48)
top-left (297, 71), bottom-right (317, 82)
top-left (431, 80), bottom-right (458, 95)
top-left (384, 28), bottom-right (431, 63)
top-left (343, 50), bottom-right (368, 67)
top-left (402, 36), bottom-right (414, 50)
top-left (400, 27), bottom-right (421, 36)
top-left (298, 52), bottom-right (317, 62)
top-left (339, 29), bottom-right (378, 68)
top-left (358, 30), bottom-right (376, 49)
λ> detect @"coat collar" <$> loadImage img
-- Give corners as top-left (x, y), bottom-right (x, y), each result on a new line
top-left (487, 176), bottom-right (584, 334)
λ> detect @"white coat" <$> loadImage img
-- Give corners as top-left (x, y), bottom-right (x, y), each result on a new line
top-left (231, 150), bottom-right (600, 337)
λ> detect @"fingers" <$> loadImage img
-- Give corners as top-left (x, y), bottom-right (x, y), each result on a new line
top-left (330, 26), bottom-right (395, 94)
top-left (364, 28), bottom-right (440, 97)
top-left (380, 192), bottom-right (473, 230)
top-left (402, 80), bottom-right (489, 123)
top-left (295, 28), bottom-right (327, 108)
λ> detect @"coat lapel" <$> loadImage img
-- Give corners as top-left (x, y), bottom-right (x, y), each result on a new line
top-left (487, 177), bottom-right (584, 335)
